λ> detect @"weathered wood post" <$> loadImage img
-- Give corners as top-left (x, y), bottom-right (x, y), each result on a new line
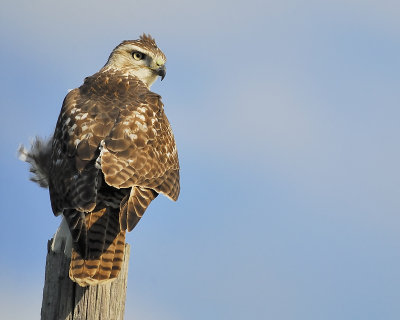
top-left (41, 239), bottom-right (130, 320)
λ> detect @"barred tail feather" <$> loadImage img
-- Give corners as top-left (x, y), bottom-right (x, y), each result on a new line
top-left (68, 207), bottom-right (126, 287)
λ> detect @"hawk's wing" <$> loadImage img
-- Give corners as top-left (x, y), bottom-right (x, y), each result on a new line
top-left (49, 87), bottom-right (104, 215)
top-left (100, 91), bottom-right (180, 201)
top-left (49, 71), bottom-right (180, 217)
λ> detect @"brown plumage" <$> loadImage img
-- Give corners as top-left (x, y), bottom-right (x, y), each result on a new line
top-left (20, 34), bottom-right (179, 286)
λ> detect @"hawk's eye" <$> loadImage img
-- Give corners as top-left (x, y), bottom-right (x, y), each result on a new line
top-left (132, 52), bottom-right (145, 61)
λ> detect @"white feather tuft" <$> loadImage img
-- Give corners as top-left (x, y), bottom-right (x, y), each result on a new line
top-left (18, 144), bottom-right (28, 162)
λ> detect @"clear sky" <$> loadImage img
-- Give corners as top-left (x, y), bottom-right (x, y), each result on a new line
top-left (0, 0), bottom-right (399, 319)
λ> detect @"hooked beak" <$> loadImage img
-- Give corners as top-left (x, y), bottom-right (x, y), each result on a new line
top-left (157, 65), bottom-right (166, 81)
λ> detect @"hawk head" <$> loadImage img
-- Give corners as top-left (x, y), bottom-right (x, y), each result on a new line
top-left (104, 34), bottom-right (167, 87)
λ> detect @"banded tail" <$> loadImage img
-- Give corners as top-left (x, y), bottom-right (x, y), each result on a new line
top-left (67, 207), bottom-right (126, 287)
top-left (66, 186), bottom-right (157, 286)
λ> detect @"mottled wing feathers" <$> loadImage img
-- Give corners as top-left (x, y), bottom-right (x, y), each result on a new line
top-left (100, 91), bottom-right (180, 200)
top-left (50, 71), bottom-right (179, 216)
top-left (49, 87), bottom-right (104, 215)
top-left (120, 187), bottom-right (158, 232)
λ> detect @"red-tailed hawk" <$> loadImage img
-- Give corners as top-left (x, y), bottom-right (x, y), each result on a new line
top-left (19, 34), bottom-right (180, 286)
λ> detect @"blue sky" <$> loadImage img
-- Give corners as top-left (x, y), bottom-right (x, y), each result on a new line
top-left (0, 0), bottom-right (399, 319)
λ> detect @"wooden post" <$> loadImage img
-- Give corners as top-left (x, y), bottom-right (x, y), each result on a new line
top-left (41, 239), bottom-right (130, 320)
